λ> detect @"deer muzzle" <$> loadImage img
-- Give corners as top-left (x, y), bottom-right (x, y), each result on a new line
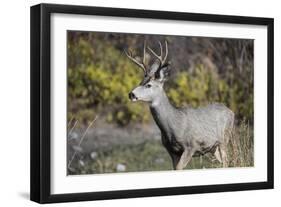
top-left (128, 92), bottom-right (138, 101)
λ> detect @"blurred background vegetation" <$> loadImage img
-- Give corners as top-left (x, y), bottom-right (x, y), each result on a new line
top-left (67, 31), bottom-right (254, 175)
top-left (67, 31), bottom-right (253, 126)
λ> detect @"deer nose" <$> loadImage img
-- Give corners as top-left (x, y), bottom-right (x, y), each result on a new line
top-left (128, 92), bottom-right (137, 100)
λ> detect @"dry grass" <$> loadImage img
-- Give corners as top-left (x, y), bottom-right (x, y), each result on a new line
top-left (227, 119), bottom-right (254, 167)
top-left (67, 119), bottom-right (254, 175)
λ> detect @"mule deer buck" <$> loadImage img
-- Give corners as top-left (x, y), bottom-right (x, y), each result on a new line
top-left (126, 41), bottom-right (234, 170)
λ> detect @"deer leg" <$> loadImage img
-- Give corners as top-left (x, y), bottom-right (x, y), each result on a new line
top-left (161, 135), bottom-right (181, 170)
top-left (176, 148), bottom-right (195, 170)
top-left (170, 153), bottom-right (181, 170)
top-left (214, 146), bottom-right (222, 163)
top-left (165, 147), bottom-right (181, 170)
top-left (219, 144), bottom-right (228, 168)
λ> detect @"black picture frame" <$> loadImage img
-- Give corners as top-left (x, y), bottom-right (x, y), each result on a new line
top-left (30, 3), bottom-right (274, 204)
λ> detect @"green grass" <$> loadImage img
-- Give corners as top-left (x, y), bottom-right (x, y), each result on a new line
top-left (68, 140), bottom-right (219, 175)
top-left (68, 120), bottom-right (253, 175)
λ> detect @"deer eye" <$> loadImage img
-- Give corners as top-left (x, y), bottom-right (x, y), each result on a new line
top-left (145, 84), bottom-right (152, 88)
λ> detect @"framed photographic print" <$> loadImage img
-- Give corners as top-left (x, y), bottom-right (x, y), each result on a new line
top-left (30, 3), bottom-right (274, 203)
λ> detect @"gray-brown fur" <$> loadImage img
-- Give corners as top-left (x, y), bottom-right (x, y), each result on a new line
top-left (126, 41), bottom-right (234, 170)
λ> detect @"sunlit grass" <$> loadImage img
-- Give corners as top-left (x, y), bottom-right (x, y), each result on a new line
top-left (67, 120), bottom-right (253, 175)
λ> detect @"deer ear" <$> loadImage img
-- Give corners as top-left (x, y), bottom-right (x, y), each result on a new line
top-left (155, 64), bottom-right (170, 82)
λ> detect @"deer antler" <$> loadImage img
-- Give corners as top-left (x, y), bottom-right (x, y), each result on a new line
top-left (124, 42), bottom-right (147, 75)
top-left (125, 41), bottom-right (169, 83)
top-left (147, 41), bottom-right (168, 67)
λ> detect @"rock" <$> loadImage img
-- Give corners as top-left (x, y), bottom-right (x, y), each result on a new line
top-left (154, 158), bottom-right (165, 164)
top-left (90, 151), bottom-right (98, 160)
top-left (79, 160), bottom-right (85, 167)
top-left (116, 163), bottom-right (126, 172)
top-left (72, 145), bottom-right (83, 153)
top-left (68, 131), bottom-right (79, 140)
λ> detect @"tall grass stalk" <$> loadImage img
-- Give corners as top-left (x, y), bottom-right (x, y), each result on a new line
top-left (67, 116), bottom-right (98, 169)
top-left (227, 119), bottom-right (254, 167)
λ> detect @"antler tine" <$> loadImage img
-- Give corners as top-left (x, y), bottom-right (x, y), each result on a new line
top-left (163, 40), bottom-right (168, 64)
top-left (148, 41), bottom-right (168, 66)
top-left (158, 41), bottom-right (163, 58)
top-left (124, 49), bottom-right (147, 74)
top-left (143, 41), bottom-right (146, 66)
top-left (147, 45), bottom-right (162, 64)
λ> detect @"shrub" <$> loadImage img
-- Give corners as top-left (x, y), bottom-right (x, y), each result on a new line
top-left (67, 34), bottom-right (253, 126)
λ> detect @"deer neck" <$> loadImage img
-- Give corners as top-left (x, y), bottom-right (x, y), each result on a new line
top-left (149, 92), bottom-right (180, 134)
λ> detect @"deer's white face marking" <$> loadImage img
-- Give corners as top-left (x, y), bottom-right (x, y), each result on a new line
top-left (126, 41), bottom-right (169, 105)
top-left (125, 41), bottom-right (235, 170)
top-left (129, 80), bottom-right (164, 103)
